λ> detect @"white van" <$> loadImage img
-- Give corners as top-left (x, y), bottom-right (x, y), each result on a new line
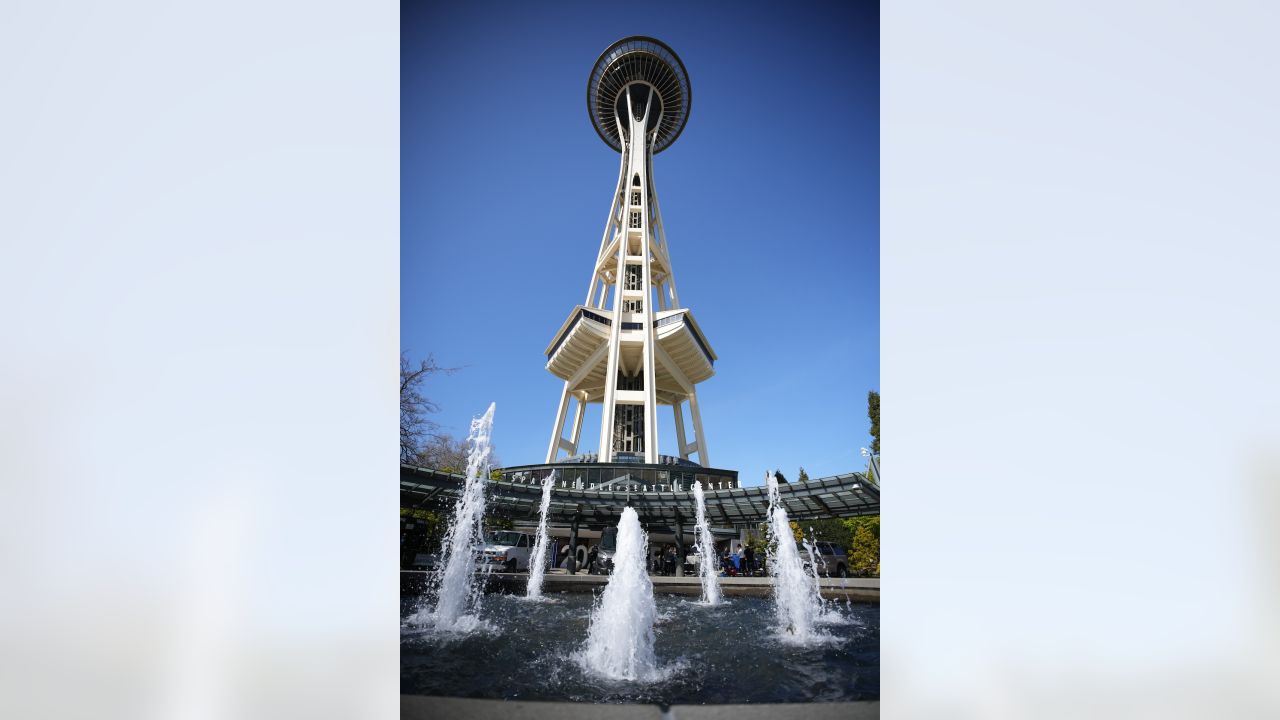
top-left (477, 530), bottom-right (533, 573)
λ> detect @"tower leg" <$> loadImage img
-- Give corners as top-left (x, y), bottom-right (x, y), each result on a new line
top-left (673, 400), bottom-right (689, 460)
top-left (598, 274), bottom-right (625, 462)
top-left (640, 276), bottom-right (659, 463)
top-left (640, 328), bottom-right (659, 464)
top-left (586, 151), bottom-right (628, 307)
top-left (638, 101), bottom-right (660, 463)
top-left (568, 394), bottom-right (586, 454)
top-left (546, 383), bottom-right (571, 463)
top-left (689, 389), bottom-right (710, 467)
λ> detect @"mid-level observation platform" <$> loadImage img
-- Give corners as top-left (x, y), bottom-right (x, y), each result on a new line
top-left (544, 306), bottom-right (715, 406)
top-left (400, 462), bottom-right (879, 529)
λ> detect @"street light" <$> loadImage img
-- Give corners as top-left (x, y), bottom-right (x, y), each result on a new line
top-left (860, 447), bottom-right (880, 484)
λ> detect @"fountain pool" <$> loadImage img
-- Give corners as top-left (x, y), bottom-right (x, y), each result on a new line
top-left (400, 410), bottom-right (878, 702)
top-left (400, 592), bottom-right (878, 703)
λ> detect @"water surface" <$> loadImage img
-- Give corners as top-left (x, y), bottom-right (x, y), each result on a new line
top-left (401, 592), bottom-right (878, 703)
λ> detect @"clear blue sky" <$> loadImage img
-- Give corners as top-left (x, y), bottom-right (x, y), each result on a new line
top-left (402, 1), bottom-right (878, 486)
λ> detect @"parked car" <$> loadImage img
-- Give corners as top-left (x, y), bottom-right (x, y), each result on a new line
top-left (477, 530), bottom-right (534, 573)
top-left (588, 527), bottom-right (618, 575)
top-left (800, 541), bottom-right (849, 578)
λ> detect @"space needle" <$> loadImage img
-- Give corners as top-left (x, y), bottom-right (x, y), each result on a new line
top-left (544, 37), bottom-right (716, 467)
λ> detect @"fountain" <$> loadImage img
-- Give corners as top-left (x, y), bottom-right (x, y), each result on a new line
top-left (765, 472), bottom-right (829, 644)
top-left (410, 402), bottom-right (496, 632)
top-left (524, 471), bottom-right (556, 600)
top-left (801, 530), bottom-right (839, 623)
top-left (690, 481), bottom-right (722, 605)
top-left (579, 507), bottom-right (664, 681)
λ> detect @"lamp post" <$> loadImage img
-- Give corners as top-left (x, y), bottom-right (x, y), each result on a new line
top-left (860, 447), bottom-right (880, 484)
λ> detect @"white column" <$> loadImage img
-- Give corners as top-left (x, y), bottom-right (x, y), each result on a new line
top-left (673, 400), bottom-right (689, 460)
top-left (546, 382), bottom-right (571, 463)
top-left (597, 111), bottom-right (637, 462)
top-left (568, 394), bottom-right (587, 452)
top-left (648, 172), bottom-right (680, 308)
top-left (586, 153), bottom-right (628, 306)
top-left (638, 91), bottom-right (660, 463)
top-left (597, 252), bottom-right (625, 462)
top-left (689, 388), bottom-right (709, 467)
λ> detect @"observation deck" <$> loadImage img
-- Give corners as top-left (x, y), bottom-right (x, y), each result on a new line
top-left (588, 36), bottom-right (691, 154)
top-left (544, 305), bottom-right (715, 405)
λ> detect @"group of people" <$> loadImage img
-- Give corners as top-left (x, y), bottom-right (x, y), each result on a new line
top-left (653, 542), bottom-right (763, 577)
top-left (718, 543), bottom-right (760, 577)
top-left (649, 544), bottom-right (682, 576)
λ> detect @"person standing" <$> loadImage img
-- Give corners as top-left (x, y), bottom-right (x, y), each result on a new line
top-left (744, 543), bottom-right (756, 576)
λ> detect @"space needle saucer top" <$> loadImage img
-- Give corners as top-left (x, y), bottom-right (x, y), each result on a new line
top-left (587, 36), bottom-right (691, 154)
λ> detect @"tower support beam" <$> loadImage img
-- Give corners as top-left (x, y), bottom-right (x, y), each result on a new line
top-left (636, 92), bottom-right (660, 463)
top-left (689, 389), bottom-right (710, 467)
top-left (568, 393), bottom-right (587, 451)
top-left (673, 401), bottom-right (689, 460)
top-left (545, 382), bottom-right (572, 463)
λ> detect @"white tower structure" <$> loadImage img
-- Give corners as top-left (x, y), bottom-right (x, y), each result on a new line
top-left (544, 37), bottom-right (716, 466)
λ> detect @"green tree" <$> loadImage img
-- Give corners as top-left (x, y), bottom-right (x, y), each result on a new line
top-left (788, 520), bottom-right (804, 544)
top-left (797, 467), bottom-right (810, 484)
top-left (400, 507), bottom-right (447, 567)
top-left (866, 390), bottom-right (880, 454)
top-left (797, 518), bottom-right (849, 545)
top-left (789, 515), bottom-right (881, 578)
top-left (844, 516), bottom-right (880, 577)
